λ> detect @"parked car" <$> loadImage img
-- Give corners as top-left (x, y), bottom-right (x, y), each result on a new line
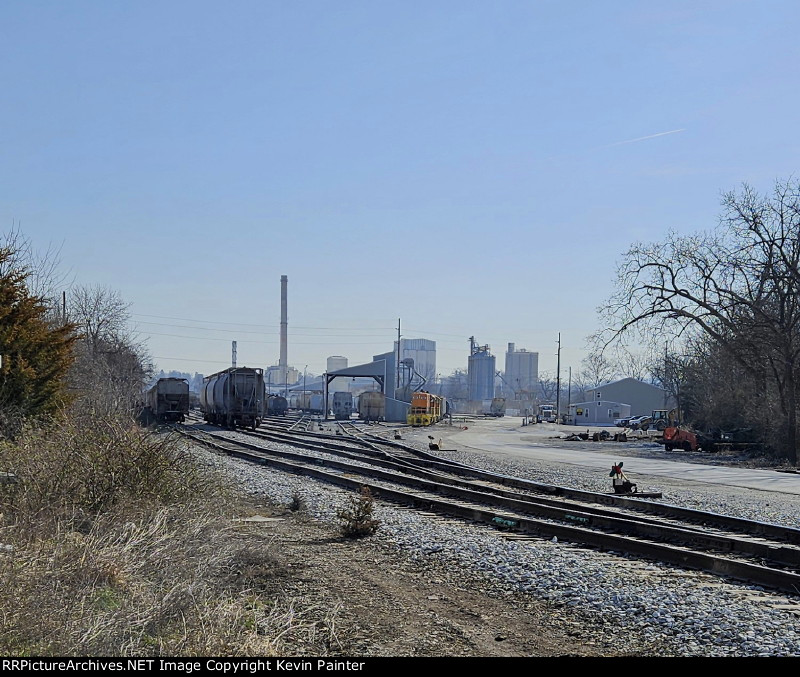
top-left (614, 417), bottom-right (632, 427)
top-left (628, 415), bottom-right (652, 431)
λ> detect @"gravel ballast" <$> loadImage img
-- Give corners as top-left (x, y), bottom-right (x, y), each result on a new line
top-left (191, 431), bottom-right (800, 658)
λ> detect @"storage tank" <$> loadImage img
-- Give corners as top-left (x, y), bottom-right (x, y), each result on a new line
top-left (327, 356), bottom-right (349, 393)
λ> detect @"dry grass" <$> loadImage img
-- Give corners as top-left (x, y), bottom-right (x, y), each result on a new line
top-left (0, 414), bottom-right (342, 656)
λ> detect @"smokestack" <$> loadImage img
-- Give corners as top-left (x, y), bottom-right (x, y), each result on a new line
top-left (280, 275), bottom-right (288, 386)
top-left (232, 340), bottom-right (237, 368)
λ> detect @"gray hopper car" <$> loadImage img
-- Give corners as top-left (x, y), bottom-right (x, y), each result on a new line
top-left (332, 392), bottom-right (353, 420)
top-left (296, 393), bottom-right (324, 414)
top-left (145, 378), bottom-right (190, 423)
top-left (200, 367), bottom-right (266, 430)
top-left (358, 391), bottom-right (385, 422)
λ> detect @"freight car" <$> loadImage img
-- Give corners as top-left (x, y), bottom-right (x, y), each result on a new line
top-left (358, 391), bottom-right (385, 422)
top-left (407, 391), bottom-right (445, 427)
top-left (145, 378), bottom-right (190, 423)
top-left (267, 394), bottom-right (288, 416)
top-left (200, 367), bottom-right (266, 430)
top-left (296, 393), bottom-right (324, 414)
top-left (332, 392), bottom-right (353, 420)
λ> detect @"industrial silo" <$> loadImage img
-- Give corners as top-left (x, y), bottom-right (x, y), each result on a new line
top-left (468, 341), bottom-right (495, 401)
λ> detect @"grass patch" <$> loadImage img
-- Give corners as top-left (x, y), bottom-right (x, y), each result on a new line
top-left (0, 413), bottom-right (342, 656)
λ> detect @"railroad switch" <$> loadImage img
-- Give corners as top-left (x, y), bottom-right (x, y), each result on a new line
top-left (609, 461), bottom-right (638, 494)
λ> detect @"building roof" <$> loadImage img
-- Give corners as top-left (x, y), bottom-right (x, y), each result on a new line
top-left (326, 359), bottom-right (387, 379)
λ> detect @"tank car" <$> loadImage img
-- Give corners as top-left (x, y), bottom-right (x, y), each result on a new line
top-left (332, 392), bottom-right (353, 420)
top-left (200, 367), bottom-right (266, 430)
top-left (358, 391), bottom-right (385, 422)
top-left (145, 377), bottom-right (190, 423)
top-left (267, 394), bottom-right (288, 416)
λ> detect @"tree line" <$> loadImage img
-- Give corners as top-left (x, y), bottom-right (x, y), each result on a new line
top-left (598, 179), bottom-right (800, 464)
top-left (0, 229), bottom-right (151, 436)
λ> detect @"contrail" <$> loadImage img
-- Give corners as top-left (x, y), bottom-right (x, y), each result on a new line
top-left (545, 128), bottom-right (686, 161)
top-left (601, 128), bottom-right (686, 149)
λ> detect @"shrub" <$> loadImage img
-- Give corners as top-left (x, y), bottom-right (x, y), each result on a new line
top-left (0, 413), bottom-right (205, 535)
top-left (336, 486), bottom-right (379, 538)
top-left (288, 490), bottom-right (307, 513)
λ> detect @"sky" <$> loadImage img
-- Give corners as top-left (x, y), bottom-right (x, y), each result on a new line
top-left (2, 1), bottom-right (799, 379)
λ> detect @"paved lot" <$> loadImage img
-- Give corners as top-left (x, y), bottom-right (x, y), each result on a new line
top-left (429, 417), bottom-right (800, 496)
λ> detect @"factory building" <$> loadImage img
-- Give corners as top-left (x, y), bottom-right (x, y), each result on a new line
top-left (393, 338), bottom-right (436, 385)
top-left (585, 378), bottom-right (673, 418)
top-left (503, 343), bottom-right (538, 399)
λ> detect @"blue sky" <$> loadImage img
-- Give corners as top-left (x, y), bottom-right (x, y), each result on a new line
top-left (2, 1), bottom-right (798, 377)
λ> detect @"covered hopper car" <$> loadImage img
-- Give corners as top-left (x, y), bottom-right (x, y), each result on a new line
top-left (267, 394), bottom-right (288, 416)
top-left (358, 391), bottom-right (385, 422)
top-left (145, 377), bottom-right (190, 423)
top-left (200, 367), bottom-right (265, 430)
top-left (332, 392), bottom-right (353, 420)
top-left (296, 393), bottom-right (324, 414)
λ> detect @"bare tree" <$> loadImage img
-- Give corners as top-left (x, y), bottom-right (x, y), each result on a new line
top-left (579, 352), bottom-right (618, 389)
top-left (598, 180), bottom-right (800, 462)
top-left (68, 285), bottom-right (153, 419)
top-left (0, 226), bottom-right (72, 322)
top-left (69, 286), bottom-right (130, 356)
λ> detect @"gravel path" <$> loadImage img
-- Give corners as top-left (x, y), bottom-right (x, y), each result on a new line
top-left (190, 434), bottom-right (800, 657)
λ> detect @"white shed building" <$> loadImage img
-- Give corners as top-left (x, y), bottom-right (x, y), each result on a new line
top-left (568, 400), bottom-right (631, 426)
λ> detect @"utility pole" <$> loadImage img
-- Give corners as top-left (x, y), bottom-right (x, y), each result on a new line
top-left (555, 332), bottom-right (561, 424)
top-left (396, 318), bottom-right (401, 395)
top-left (567, 366), bottom-right (572, 422)
top-left (232, 341), bottom-right (237, 368)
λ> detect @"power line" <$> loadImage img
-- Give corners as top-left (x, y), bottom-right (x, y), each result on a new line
top-left (132, 312), bottom-right (393, 331)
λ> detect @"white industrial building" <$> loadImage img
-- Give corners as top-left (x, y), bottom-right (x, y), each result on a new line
top-left (503, 343), bottom-right (538, 398)
top-left (326, 356), bottom-right (349, 393)
top-left (394, 338), bottom-right (436, 386)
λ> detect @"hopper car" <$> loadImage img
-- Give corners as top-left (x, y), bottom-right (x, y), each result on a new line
top-left (332, 392), bottom-right (353, 420)
top-left (296, 393), bottom-right (324, 414)
top-left (200, 367), bottom-right (266, 430)
top-left (145, 377), bottom-right (190, 423)
top-left (358, 391), bottom-right (385, 422)
top-left (267, 394), bottom-right (288, 416)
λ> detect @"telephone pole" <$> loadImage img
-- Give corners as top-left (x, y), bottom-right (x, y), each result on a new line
top-left (555, 332), bottom-right (562, 424)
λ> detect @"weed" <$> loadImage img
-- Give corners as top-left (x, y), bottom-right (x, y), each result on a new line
top-left (288, 490), bottom-right (306, 513)
top-left (336, 486), bottom-right (379, 538)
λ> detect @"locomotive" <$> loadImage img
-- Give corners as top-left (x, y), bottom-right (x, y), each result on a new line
top-left (407, 391), bottom-right (445, 427)
top-left (200, 367), bottom-right (266, 430)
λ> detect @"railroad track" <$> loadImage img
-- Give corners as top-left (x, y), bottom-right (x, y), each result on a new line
top-left (176, 420), bottom-right (800, 594)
